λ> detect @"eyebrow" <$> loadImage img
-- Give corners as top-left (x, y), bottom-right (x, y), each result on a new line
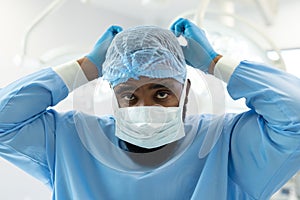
top-left (151, 81), bottom-right (179, 90)
top-left (114, 83), bottom-right (173, 95)
top-left (148, 84), bottom-right (170, 90)
top-left (114, 85), bottom-right (137, 95)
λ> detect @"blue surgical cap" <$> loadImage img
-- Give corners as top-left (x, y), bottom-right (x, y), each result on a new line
top-left (102, 25), bottom-right (186, 87)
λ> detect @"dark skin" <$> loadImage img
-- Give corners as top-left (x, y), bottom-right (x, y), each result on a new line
top-left (76, 55), bottom-right (221, 152)
top-left (113, 76), bottom-right (191, 152)
top-left (114, 76), bottom-right (187, 108)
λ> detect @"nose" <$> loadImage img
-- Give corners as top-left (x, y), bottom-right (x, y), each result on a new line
top-left (135, 98), bottom-right (157, 107)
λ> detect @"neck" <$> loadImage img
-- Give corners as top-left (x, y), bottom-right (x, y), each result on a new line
top-left (118, 140), bottom-right (165, 153)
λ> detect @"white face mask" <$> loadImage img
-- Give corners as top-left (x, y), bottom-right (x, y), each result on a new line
top-left (113, 80), bottom-right (187, 149)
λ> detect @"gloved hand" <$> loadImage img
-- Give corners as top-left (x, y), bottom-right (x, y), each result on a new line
top-left (170, 18), bottom-right (218, 73)
top-left (86, 25), bottom-right (123, 77)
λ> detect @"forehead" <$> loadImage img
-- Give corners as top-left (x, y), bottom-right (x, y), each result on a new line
top-left (113, 76), bottom-right (182, 91)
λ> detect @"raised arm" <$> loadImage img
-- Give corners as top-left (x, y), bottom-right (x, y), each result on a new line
top-left (170, 18), bottom-right (300, 198)
top-left (0, 25), bottom-right (122, 185)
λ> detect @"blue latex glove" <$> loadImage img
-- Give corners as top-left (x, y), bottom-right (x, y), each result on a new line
top-left (170, 18), bottom-right (218, 73)
top-left (86, 25), bottom-right (123, 77)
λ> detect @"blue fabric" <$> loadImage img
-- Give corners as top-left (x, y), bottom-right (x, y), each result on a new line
top-left (170, 18), bottom-right (218, 73)
top-left (86, 25), bottom-right (123, 77)
top-left (1, 61), bottom-right (300, 200)
top-left (102, 25), bottom-right (187, 87)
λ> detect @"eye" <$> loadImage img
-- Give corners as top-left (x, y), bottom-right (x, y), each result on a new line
top-left (122, 93), bottom-right (136, 101)
top-left (156, 91), bottom-right (170, 99)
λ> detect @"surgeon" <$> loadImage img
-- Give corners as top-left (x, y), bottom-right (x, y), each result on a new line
top-left (0, 17), bottom-right (300, 200)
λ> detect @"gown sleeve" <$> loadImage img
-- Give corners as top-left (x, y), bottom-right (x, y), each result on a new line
top-left (0, 61), bottom-right (87, 187)
top-left (216, 57), bottom-right (300, 198)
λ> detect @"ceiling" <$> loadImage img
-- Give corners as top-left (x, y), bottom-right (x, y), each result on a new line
top-left (0, 0), bottom-right (299, 87)
top-left (79, 0), bottom-right (300, 48)
top-left (87, 0), bottom-right (275, 26)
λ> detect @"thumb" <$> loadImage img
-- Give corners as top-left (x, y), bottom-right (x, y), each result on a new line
top-left (108, 25), bottom-right (123, 37)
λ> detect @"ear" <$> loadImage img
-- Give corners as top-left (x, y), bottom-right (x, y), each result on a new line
top-left (184, 79), bottom-right (191, 105)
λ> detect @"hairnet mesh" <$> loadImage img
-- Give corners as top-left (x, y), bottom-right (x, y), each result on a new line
top-left (102, 25), bottom-right (186, 87)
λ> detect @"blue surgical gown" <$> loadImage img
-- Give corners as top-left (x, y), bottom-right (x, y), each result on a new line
top-left (1, 60), bottom-right (300, 200)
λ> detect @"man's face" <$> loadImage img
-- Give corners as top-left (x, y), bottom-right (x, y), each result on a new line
top-left (113, 76), bottom-right (185, 108)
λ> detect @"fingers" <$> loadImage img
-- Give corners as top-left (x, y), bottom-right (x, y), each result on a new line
top-left (170, 18), bottom-right (192, 37)
top-left (94, 25), bottom-right (123, 46)
top-left (109, 25), bottom-right (123, 36)
top-left (105, 25), bottom-right (123, 38)
top-left (170, 18), bottom-right (185, 37)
